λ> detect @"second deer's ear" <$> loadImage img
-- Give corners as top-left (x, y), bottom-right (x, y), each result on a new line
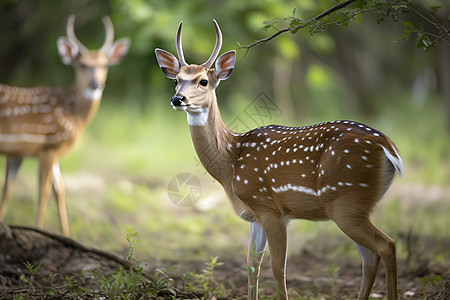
top-left (106, 38), bottom-right (131, 66)
top-left (214, 50), bottom-right (236, 80)
top-left (155, 48), bottom-right (180, 79)
top-left (57, 37), bottom-right (79, 65)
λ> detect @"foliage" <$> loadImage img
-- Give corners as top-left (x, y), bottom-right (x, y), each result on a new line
top-left (6, 232), bottom-right (183, 299)
top-left (22, 261), bottom-right (41, 292)
top-left (182, 256), bottom-right (227, 299)
top-left (246, 0), bottom-right (449, 51)
top-left (420, 274), bottom-right (442, 287)
top-left (95, 229), bottom-right (178, 298)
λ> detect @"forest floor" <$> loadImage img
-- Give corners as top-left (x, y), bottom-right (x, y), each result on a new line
top-left (0, 223), bottom-right (449, 300)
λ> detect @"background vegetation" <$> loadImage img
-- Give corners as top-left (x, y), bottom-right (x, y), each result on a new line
top-left (0, 0), bottom-right (449, 297)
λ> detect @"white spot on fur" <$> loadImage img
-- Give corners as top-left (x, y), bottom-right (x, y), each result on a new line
top-left (271, 184), bottom-right (318, 196)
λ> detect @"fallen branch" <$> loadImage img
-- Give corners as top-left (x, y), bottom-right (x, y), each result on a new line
top-left (9, 225), bottom-right (134, 269)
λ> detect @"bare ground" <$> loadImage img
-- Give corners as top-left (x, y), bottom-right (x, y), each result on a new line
top-left (0, 223), bottom-right (449, 299)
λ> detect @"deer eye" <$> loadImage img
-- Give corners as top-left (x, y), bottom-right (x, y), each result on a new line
top-left (199, 79), bottom-right (208, 87)
top-left (174, 79), bottom-right (178, 85)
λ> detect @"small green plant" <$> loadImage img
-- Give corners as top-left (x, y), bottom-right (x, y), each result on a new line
top-left (327, 263), bottom-right (341, 299)
top-left (149, 267), bottom-right (178, 297)
top-left (97, 265), bottom-right (152, 299)
top-left (94, 229), bottom-right (178, 299)
top-left (247, 242), bottom-right (266, 298)
top-left (43, 272), bottom-right (58, 295)
top-left (420, 274), bottom-right (442, 287)
top-left (125, 228), bottom-right (141, 265)
top-left (419, 275), bottom-right (442, 300)
top-left (23, 261), bottom-right (41, 291)
top-left (183, 256), bottom-right (227, 299)
top-left (292, 289), bottom-right (328, 300)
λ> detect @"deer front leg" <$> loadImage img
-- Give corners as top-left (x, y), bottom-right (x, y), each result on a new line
top-left (0, 157), bottom-right (23, 221)
top-left (248, 222), bottom-right (267, 300)
top-left (260, 213), bottom-right (288, 299)
top-left (35, 157), bottom-right (55, 229)
top-left (354, 242), bottom-right (381, 300)
top-left (52, 162), bottom-right (70, 236)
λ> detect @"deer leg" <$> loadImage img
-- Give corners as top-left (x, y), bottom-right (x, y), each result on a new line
top-left (52, 162), bottom-right (70, 236)
top-left (331, 205), bottom-right (397, 300)
top-left (248, 222), bottom-right (267, 300)
top-left (35, 158), bottom-right (54, 229)
top-left (354, 242), bottom-right (381, 300)
top-left (0, 157), bottom-right (23, 221)
top-left (259, 213), bottom-right (288, 299)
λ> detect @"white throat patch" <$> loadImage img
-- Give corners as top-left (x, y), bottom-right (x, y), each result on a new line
top-left (83, 89), bottom-right (103, 101)
top-left (186, 108), bottom-right (209, 126)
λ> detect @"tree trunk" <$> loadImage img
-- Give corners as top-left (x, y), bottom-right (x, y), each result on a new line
top-left (437, 274), bottom-right (450, 300)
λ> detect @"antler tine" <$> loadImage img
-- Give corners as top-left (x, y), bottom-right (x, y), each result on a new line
top-left (100, 15), bottom-right (115, 52)
top-left (176, 21), bottom-right (188, 67)
top-left (201, 19), bottom-right (222, 70)
top-left (66, 14), bottom-right (87, 53)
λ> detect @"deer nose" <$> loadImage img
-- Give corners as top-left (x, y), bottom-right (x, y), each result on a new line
top-left (171, 95), bottom-right (185, 106)
top-left (91, 81), bottom-right (101, 90)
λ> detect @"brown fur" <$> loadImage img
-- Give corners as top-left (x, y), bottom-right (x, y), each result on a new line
top-left (155, 22), bottom-right (401, 300)
top-left (0, 16), bottom-right (129, 236)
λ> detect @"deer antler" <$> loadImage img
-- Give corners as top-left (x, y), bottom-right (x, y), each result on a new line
top-left (176, 21), bottom-right (188, 67)
top-left (100, 15), bottom-right (115, 52)
top-left (201, 19), bottom-right (222, 70)
top-left (66, 15), bottom-right (88, 53)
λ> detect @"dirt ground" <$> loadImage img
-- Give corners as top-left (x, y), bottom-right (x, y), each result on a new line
top-left (0, 223), bottom-right (449, 299)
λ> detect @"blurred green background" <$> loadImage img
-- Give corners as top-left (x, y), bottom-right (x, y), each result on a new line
top-left (0, 0), bottom-right (449, 264)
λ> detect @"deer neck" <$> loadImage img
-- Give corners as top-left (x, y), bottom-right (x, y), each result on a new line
top-left (188, 95), bottom-right (238, 188)
top-left (70, 83), bottom-right (103, 126)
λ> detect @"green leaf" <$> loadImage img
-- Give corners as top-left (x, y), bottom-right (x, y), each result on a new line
top-left (353, 0), bottom-right (367, 9)
top-left (377, 17), bottom-right (385, 24)
top-left (289, 18), bottom-right (302, 28)
top-left (402, 21), bottom-right (413, 34)
top-left (432, 274), bottom-right (442, 283)
top-left (430, 6), bottom-right (441, 13)
top-left (416, 33), bottom-right (433, 50)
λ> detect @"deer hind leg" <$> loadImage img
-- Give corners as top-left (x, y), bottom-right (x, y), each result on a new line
top-left (259, 213), bottom-right (288, 299)
top-left (248, 222), bottom-right (267, 300)
top-left (52, 162), bottom-right (70, 236)
top-left (0, 157), bottom-right (24, 221)
top-left (354, 242), bottom-right (381, 300)
top-left (329, 199), bottom-right (398, 300)
top-left (35, 157), bottom-right (55, 229)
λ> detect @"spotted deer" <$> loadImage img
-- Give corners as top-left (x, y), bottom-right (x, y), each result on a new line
top-left (155, 20), bottom-right (402, 300)
top-left (0, 15), bottom-right (130, 236)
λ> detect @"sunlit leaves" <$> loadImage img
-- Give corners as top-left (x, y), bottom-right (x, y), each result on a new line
top-left (256, 0), bottom-right (448, 50)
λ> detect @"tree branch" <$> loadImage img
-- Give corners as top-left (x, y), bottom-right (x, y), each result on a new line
top-left (241, 0), bottom-right (357, 50)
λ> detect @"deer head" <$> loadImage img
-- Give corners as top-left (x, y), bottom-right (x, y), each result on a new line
top-left (56, 15), bottom-right (130, 100)
top-left (155, 20), bottom-right (236, 126)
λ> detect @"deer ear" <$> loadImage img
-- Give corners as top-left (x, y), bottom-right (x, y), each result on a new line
top-left (155, 48), bottom-right (180, 79)
top-left (106, 38), bottom-right (131, 66)
top-left (214, 50), bottom-right (236, 80)
top-left (57, 37), bottom-right (79, 65)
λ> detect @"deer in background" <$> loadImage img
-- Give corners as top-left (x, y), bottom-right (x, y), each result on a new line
top-left (0, 15), bottom-right (130, 236)
top-left (155, 20), bottom-right (403, 299)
